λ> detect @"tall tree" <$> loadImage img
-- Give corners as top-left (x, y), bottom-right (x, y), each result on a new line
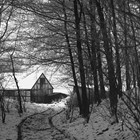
top-left (73, 0), bottom-right (89, 119)
top-left (110, 0), bottom-right (122, 97)
top-left (123, 1), bottom-right (131, 91)
top-left (62, 0), bottom-right (82, 114)
top-left (95, 0), bottom-right (118, 123)
top-left (10, 51), bottom-right (23, 114)
top-left (88, 0), bottom-right (101, 104)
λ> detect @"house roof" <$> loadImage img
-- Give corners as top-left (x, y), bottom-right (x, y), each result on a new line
top-left (2, 71), bottom-right (52, 89)
top-left (1, 66), bottom-right (71, 94)
top-left (31, 73), bottom-right (53, 89)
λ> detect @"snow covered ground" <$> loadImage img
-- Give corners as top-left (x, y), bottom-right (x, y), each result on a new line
top-left (0, 98), bottom-right (136, 140)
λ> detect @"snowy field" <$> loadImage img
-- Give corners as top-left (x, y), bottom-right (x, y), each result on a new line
top-left (0, 98), bottom-right (136, 140)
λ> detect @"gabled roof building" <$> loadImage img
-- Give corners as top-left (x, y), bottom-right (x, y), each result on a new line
top-left (0, 73), bottom-right (54, 103)
top-left (31, 73), bottom-right (53, 103)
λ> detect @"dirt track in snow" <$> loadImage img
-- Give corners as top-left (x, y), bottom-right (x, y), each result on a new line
top-left (17, 108), bottom-right (72, 140)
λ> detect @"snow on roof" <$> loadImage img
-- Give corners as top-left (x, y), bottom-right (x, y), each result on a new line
top-left (1, 65), bottom-right (52, 89)
top-left (1, 66), bottom-right (71, 94)
top-left (2, 72), bottom-right (45, 89)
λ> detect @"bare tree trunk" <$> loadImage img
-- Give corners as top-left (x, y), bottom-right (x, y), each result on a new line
top-left (62, 0), bottom-right (82, 114)
top-left (73, 0), bottom-right (89, 119)
top-left (110, 0), bottom-right (122, 97)
top-left (82, 1), bottom-right (101, 105)
top-left (0, 1), bottom-right (6, 123)
top-left (95, 0), bottom-right (118, 123)
top-left (128, 2), bottom-right (140, 89)
top-left (10, 53), bottom-right (23, 114)
top-left (82, 12), bottom-right (92, 107)
top-left (0, 88), bottom-right (6, 123)
top-left (89, 0), bottom-right (101, 105)
top-left (123, 1), bottom-right (131, 91)
top-left (97, 50), bottom-right (106, 99)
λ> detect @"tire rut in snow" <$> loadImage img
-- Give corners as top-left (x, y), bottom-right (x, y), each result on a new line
top-left (17, 110), bottom-right (48, 140)
top-left (18, 108), bottom-right (71, 140)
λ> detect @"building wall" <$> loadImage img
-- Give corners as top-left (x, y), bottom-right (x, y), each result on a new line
top-left (31, 89), bottom-right (53, 103)
top-left (0, 74), bottom-right (54, 103)
top-left (1, 89), bottom-right (31, 102)
top-left (31, 74), bottom-right (53, 103)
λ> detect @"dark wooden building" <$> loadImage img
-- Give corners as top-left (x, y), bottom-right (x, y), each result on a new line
top-left (0, 73), bottom-right (54, 103)
top-left (31, 73), bottom-right (53, 103)
top-left (0, 89), bottom-right (31, 102)
top-left (0, 73), bottom-right (69, 103)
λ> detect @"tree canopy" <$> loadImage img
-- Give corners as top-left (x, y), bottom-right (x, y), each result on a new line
top-left (1, 0), bottom-right (140, 121)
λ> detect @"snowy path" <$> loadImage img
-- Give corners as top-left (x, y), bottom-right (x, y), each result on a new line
top-left (0, 99), bottom-right (136, 140)
top-left (19, 108), bottom-right (70, 140)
